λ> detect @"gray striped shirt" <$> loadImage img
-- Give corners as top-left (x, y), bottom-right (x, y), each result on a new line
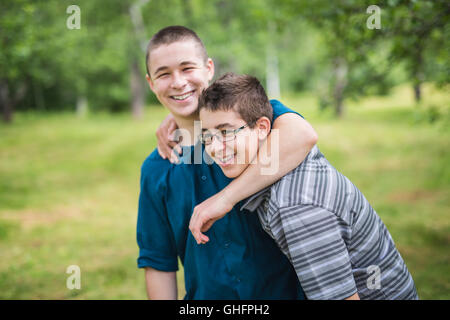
top-left (241, 145), bottom-right (418, 300)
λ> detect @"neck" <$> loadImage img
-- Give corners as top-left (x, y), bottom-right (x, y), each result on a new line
top-left (172, 114), bottom-right (200, 146)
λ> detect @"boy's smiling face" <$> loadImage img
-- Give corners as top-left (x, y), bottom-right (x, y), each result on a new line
top-left (200, 108), bottom-right (270, 178)
top-left (146, 39), bottom-right (214, 120)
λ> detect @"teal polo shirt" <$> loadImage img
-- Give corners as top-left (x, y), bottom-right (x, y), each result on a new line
top-left (137, 100), bottom-right (305, 299)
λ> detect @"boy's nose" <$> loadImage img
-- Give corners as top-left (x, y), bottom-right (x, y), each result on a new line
top-left (170, 72), bottom-right (187, 90)
top-left (209, 136), bottom-right (226, 159)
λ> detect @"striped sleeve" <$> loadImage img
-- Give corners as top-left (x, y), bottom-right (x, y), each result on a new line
top-left (276, 204), bottom-right (357, 300)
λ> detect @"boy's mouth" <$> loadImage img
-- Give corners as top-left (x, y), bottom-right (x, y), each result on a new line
top-left (216, 153), bottom-right (235, 167)
top-left (171, 90), bottom-right (195, 101)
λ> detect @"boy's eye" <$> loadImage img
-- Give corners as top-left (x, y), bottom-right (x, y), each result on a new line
top-left (157, 73), bottom-right (169, 79)
top-left (221, 130), bottom-right (235, 137)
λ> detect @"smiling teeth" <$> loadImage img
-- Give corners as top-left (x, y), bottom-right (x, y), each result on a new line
top-left (172, 91), bottom-right (194, 100)
top-left (219, 155), bottom-right (234, 163)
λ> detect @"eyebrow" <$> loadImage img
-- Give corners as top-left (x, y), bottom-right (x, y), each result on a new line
top-left (201, 123), bottom-right (234, 132)
top-left (153, 66), bottom-right (168, 76)
top-left (180, 61), bottom-right (198, 66)
top-left (153, 61), bottom-right (198, 77)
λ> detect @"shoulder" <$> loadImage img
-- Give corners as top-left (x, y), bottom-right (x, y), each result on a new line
top-left (269, 99), bottom-right (304, 120)
top-left (141, 148), bottom-right (171, 174)
top-left (140, 148), bottom-right (173, 190)
top-left (269, 145), bottom-right (331, 208)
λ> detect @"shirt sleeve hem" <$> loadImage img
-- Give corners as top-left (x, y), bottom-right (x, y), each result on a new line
top-left (269, 99), bottom-right (304, 119)
top-left (137, 249), bottom-right (178, 272)
top-left (309, 286), bottom-right (358, 300)
top-left (137, 257), bottom-right (178, 272)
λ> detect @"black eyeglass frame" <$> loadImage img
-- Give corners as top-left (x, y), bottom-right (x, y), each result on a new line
top-left (199, 123), bottom-right (250, 145)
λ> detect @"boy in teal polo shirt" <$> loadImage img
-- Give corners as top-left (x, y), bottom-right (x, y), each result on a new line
top-left (137, 26), bottom-right (318, 299)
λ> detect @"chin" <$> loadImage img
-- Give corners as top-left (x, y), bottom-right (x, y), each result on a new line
top-left (223, 172), bottom-right (239, 179)
top-left (174, 105), bottom-right (198, 118)
top-left (221, 166), bottom-right (245, 179)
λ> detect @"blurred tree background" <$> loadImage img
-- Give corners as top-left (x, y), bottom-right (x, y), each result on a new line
top-left (0, 0), bottom-right (449, 299)
top-left (1, 0), bottom-right (448, 121)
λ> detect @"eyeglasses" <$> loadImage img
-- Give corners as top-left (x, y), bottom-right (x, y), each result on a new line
top-left (199, 124), bottom-right (250, 145)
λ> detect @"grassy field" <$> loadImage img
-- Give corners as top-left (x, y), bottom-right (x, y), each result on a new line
top-left (0, 84), bottom-right (449, 299)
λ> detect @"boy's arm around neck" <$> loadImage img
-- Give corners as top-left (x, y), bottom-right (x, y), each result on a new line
top-left (189, 112), bottom-right (318, 244)
top-left (224, 112), bottom-right (317, 204)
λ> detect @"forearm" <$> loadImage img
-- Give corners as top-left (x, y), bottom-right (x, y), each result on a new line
top-left (223, 113), bottom-right (318, 205)
top-left (145, 267), bottom-right (177, 300)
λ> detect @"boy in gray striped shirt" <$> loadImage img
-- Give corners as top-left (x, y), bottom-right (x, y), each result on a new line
top-left (195, 73), bottom-right (418, 300)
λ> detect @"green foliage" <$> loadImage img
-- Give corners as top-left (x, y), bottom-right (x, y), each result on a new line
top-left (1, 0), bottom-right (448, 118)
top-left (383, 0), bottom-right (450, 85)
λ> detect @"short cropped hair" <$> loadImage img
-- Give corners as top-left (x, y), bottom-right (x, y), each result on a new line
top-left (198, 73), bottom-right (273, 128)
top-left (145, 26), bottom-right (208, 76)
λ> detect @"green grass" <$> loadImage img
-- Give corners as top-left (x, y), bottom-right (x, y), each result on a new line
top-left (0, 84), bottom-right (448, 299)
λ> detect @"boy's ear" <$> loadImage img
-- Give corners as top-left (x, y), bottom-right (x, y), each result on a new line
top-left (206, 58), bottom-right (215, 82)
top-left (256, 117), bottom-right (271, 140)
top-left (146, 74), bottom-right (155, 92)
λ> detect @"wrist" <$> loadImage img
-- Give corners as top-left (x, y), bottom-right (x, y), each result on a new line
top-left (221, 185), bottom-right (239, 208)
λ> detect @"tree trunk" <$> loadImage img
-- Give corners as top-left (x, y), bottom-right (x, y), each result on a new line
top-left (266, 22), bottom-right (281, 99)
top-left (266, 48), bottom-right (281, 99)
top-left (0, 80), bottom-right (12, 123)
top-left (411, 44), bottom-right (424, 104)
top-left (333, 57), bottom-right (348, 118)
top-left (1, 105), bottom-right (13, 123)
top-left (413, 82), bottom-right (422, 103)
top-left (0, 80), bottom-right (26, 124)
top-left (76, 95), bottom-right (88, 117)
top-left (130, 59), bottom-right (145, 119)
top-left (335, 93), bottom-right (344, 118)
top-left (1, 96), bottom-right (13, 123)
top-left (129, 0), bottom-right (149, 119)
top-left (129, 0), bottom-right (150, 52)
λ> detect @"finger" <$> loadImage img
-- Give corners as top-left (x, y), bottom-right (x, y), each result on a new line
top-left (197, 230), bottom-right (206, 244)
top-left (201, 219), bottom-right (215, 233)
top-left (167, 121), bottom-right (178, 137)
top-left (168, 139), bottom-right (182, 155)
top-left (156, 132), bottom-right (168, 160)
top-left (196, 216), bottom-right (210, 244)
top-left (170, 150), bottom-right (179, 164)
top-left (168, 131), bottom-right (176, 142)
top-left (194, 217), bottom-right (207, 244)
top-left (158, 141), bottom-right (172, 160)
top-left (167, 140), bottom-right (179, 148)
top-left (157, 146), bottom-right (166, 160)
top-left (174, 144), bottom-right (182, 155)
top-left (189, 211), bottom-right (200, 244)
top-left (156, 130), bottom-right (169, 148)
top-left (189, 218), bottom-right (197, 240)
top-left (168, 129), bottom-right (180, 143)
top-left (193, 220), bottom-right (203, 244)
top-left (161, 141), bottom-right (178, 161)
top-left (201, 234), bottom-right (209, 244)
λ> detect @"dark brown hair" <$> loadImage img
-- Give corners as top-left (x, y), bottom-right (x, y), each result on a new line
top-left (145, 26), bottom-right (208, 76)
top-left (198, 73), bottom-right (273, 127)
